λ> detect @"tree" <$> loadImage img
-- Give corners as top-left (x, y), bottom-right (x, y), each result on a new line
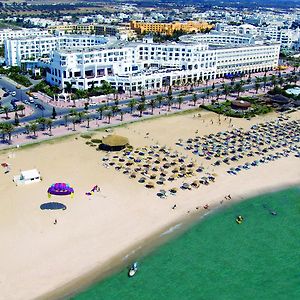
top-left (167, 86), bottom-right (172, 99)
top-left (17, 104), bottom-right (25, 116)
top-left (37, 117), bottom-right (46, 131)
top-left (148, 98), bottom-right (156, 114)
top-left (278, 76), bottom-right (285, 87)
top-left (14, 111), bottom-right (19, 126)
top-left (140, 91), bottom-right (146, 103)
top-left (106, 110), bottom-right (112, 124)
top-left (45, 118), bottom-right (53, 135)
top-left (111, 105), bottom-right (119, 117)
top-left (0, 122), bottom-right (6, 141)
top-left (25, 124), bottom-right (30, 134)
top-left (77, 111), bottom-right (84, 123)
top-left (254, 82), bottom-right (261, 94)
top-left (96, 105), bottom-right (106, 120)
top-left (247, 75), bottom-right (252, 84)
top-left (84, 102), bottom-right (89, 112)
top-left (65, 82), bottom-right (73, 93)
top-left (3, 106), bottom-right (9, 119)
top-left (204, 88), bottom-right (211, 101)
top-left (192, 93), bottom-right (197, 106)
top-left (156, 95), bottom-right (163, 108)
top-left (64, 115), bottom-right (68, 127)
top-left (128, 99), bottom-right (137, 114)
top-left (71, 117), bottom-right (77, 131)
top-left (120, 110), bottom-right (124, 121)
top-left (137, 102), bottom-right (146, 117)
top-left (167, 96), bottom-right (173, 111)
top-left (262, 75), bottom-right (268, 91)
top-left (270, 75), bottom-right (277, 88)
top-left (215, 89), bottom-right (220, 103)
top-left (29, 122), bottom-right (38, 137)
top-left (177, 96), bottom-right (184, 109)
top-left (52, 107), bottom-right (57, 119)
top-left (211, 82), bottom-right (215, 90)
top-left (4, 123), bottom-right (14, 142)
top-left (223, 85), bottom-right (231, 100)
top-left (234, 83), bottom-right (244, 98)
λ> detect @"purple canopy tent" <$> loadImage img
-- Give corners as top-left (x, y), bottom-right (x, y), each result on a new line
top-left (47, 183), bottom-right (74, 198)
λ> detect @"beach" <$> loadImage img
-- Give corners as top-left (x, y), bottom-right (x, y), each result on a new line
top-left (0, 109), bottom-right (299, 300)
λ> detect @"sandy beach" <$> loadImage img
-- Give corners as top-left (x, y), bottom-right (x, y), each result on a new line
top-left (0, 108), bottom-right (299, 300)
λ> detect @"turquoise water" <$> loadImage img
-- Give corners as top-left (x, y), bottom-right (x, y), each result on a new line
top-left (72, 187), bottom-right (300, 300)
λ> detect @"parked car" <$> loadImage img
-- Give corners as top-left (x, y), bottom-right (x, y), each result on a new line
top-left (33, 95), bottom-right (38, 100)
top-left (35, 103), bottom-right (45, 110)
top-left (3, 92), bottom-right (9, 97)
top-left (16, 85), bottom-right (21, 89)
top-left (11, 91), bottom-right (16, 96)
top-left (29, 97), bottom-right (34, 103)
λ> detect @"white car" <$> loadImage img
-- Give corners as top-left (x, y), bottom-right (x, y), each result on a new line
top-left (29, 97), bottom-right (34, 103)
top-left (11, 91), bottom-right (16, 96)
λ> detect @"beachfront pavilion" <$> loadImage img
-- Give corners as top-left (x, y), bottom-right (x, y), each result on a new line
top-left (231, 100), bottom-right (252, 110)
top-left (99, 135), bottom-right (129, 151)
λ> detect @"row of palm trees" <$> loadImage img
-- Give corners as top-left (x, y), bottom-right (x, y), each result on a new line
top-left (0, 122), bottom-right (14, 142)
top-left (0, 104), bottom-right (26, 120)
top-left (24, 117), bottom-right (53, 137)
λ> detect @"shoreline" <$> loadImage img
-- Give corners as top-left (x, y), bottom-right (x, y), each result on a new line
top-left (39, 181), bottom-right (300, 300)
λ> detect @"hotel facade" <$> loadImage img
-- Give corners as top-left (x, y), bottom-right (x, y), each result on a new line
top-left (44, 33), bottom-right (280, 92)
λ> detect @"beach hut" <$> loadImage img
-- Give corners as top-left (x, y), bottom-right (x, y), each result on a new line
top-left (99, 135), bottom-right (129, 151)
top-left (13, 169), bottom-right (41, 185)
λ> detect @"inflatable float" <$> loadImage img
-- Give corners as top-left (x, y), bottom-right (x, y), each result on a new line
top-left (128, 262), bottom-right (138, 278)
top-left (236, 215), bottom-right (244, 224)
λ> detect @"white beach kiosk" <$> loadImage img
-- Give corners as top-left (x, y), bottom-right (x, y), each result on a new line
top-left (13, 169), bottom-right (41, 186)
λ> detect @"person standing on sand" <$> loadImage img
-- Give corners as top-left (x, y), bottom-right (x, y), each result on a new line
top-left (172, 204), bottom-right (177, 210)
top-left (54, 219), bottom-right (57, 225)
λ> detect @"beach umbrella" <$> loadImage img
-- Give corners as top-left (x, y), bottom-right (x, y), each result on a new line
top-left (191, 180), bottom-right (200, 188)
top-left (182, 183), bottom-right (191, 190)
top-left (169, 187), bottom-right (178, 194)
top-left (138, 177), bottom-right (146, 183)
top-left (130, 173), bottom-right (136, 178)
top-left (146, 181), bottom-right (155, 189)
top-left (150, 173), bottom-right (157, 179)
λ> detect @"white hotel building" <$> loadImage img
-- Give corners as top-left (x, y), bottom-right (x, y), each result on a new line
top-left (0, 28), bottom-right (49, 44)
top-left (45, 33), bottom-right (280, 92)
top-left (4, 34), bottom-right (108, 66)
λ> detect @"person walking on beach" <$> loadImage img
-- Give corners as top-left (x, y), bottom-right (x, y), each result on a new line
top-left (54, 219), bottom-right (57, 225)
top-left (172, 204), bottom-right (177, 210)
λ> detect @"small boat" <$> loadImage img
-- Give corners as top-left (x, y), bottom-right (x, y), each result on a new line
top-left (128, 262), bottom-right (138, 278)
top-left (236, 215), bottom-right (244, 224)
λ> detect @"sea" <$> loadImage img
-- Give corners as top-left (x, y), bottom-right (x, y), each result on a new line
top-left (71, 187), bottom-right (300, 300)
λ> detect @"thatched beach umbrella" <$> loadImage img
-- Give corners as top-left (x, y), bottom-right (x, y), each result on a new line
top-left (191, 180), bottom-right (200, 188)
top-left (99, 135), bottom-right (129, 151)
top-left (169, 187), bottom-right (178, 194)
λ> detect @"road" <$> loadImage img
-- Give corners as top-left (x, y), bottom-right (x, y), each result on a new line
top-left (0, 71), bottom-right (294, 135)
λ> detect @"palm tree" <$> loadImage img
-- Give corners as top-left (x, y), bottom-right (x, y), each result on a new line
top-left (0, 123), bottom-right (6, 141)
top-left (3, 106), bottom-right (9, 119)
top-left (4, 123), bottom-right (14, 142)
top-left (254, 82), bottom-right (261, 94)
top-left (128, 99), bottom-right (137, 114)
top-left (137, 102), bottom-right (146, 117)
top-left (148, 98), bottom-right (156, 114)
top-left (177, 96), bottom-right (184, 109)
top-left (25, 124), bottom-right (30, 134)
top-left (14, 111), bottom-right (19, 126)
top-left (37, 117), bottom-right (46, 131)
top-left (77, 111), bottom-right (84, 123)
top-left (215, 89), bottom-right (220, 103)
top-left (64, 115), bottom-right (68, 127)
top-left (65, 82), bottom-right (73, 93)
top-left (140, 91), bottom-right (146, 103)
top-left (278, 76), bottom-right (285, 87)
top-left (71, 117), bottom-right (77, 131)
top-left (247, 75), bottom-right (252, 84)
top-left (106, 110), bottom-right (112, 124)
top-left (45, 118), bottom-right (53, 135)
top-left (17, 104), bottom-right (25, 116)
top-left (120, 110), bottom-right (124, 121)
top-left (270, 75), bottom-right (277, 88)
top-left (234, 83), bottom-right (244, 98)
top-left (204, 88), bottom-right (211, 102)
top-left (156, 95), bottom-right (163, 108)
top-left (111, 105), bottom-right (119, 117)
top-left (192, 93), bottom-right (197, 106)
top-left (223, 85), bottom-right (231, 101)
top-left (167, 96), bottom-right (173, 111)
top-left (262, 75), bottom-right (268, 91)
top-left (69, 108), bottom-right (77, 117)
top-left (96, 105), bottom-right (106, 120)
top-left (29, 122), bottom-right (38, 137)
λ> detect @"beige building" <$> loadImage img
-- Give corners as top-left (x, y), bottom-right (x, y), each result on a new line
top-left (130, 20), bottom-right (214, 35)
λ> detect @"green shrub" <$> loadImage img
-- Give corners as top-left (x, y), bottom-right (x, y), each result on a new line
top-left (85, 141), bottom-right (92, 145)
top-left (91, 139), bottom-right (102, 143)
top-left (81, 134), bottom-right (92, 139)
